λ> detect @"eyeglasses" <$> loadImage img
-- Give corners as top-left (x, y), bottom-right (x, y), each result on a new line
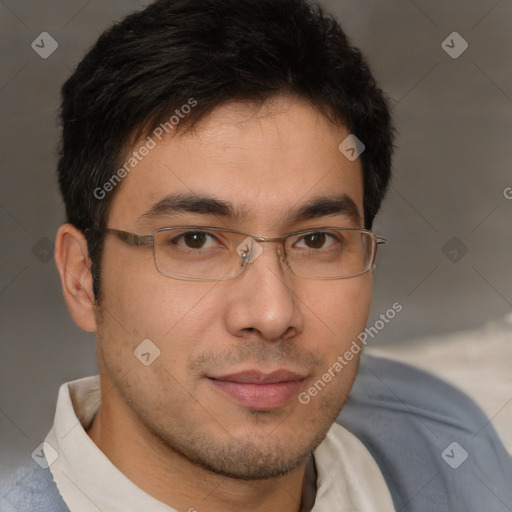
top-left (89, 226), bottom-right (386, 281)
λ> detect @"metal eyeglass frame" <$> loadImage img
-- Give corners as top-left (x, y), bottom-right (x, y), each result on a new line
top-left (87, 226), bottom-right (387, 281)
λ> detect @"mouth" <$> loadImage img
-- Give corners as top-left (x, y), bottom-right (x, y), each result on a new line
top-left (206, 369), bottom-right (307, 410)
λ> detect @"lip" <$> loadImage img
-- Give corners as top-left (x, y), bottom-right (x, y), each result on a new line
top-left (207, 369), bottom-right (306, 410)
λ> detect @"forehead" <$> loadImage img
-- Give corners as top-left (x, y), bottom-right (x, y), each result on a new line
top-left (107, 96), bottom-right (364, 232)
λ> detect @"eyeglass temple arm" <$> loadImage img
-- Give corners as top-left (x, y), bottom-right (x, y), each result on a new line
top-left (102, 228), bottom-right (154, 246)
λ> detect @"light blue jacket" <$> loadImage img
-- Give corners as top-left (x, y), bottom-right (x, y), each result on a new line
top-left (2, 355), bottom-right (511, 511)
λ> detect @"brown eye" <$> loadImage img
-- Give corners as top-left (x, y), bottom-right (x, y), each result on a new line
top-left (303, 232), bottom-right (327, 249)
top-left (181, 232), bottom-right (208, 248)
top-left (164, 230), bottom-right (225, 252)
top-left (293, 231), bottom-right (340, 251)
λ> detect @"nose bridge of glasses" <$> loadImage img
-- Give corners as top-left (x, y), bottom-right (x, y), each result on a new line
top-left (235, 235), bottom-right (287, 265)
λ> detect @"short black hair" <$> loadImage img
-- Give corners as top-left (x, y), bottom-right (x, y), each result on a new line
top-left (57, 0), bottom-right (394, 301)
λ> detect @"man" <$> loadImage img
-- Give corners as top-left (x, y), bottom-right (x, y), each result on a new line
top-left (2, 1), bottom-right (510, 511)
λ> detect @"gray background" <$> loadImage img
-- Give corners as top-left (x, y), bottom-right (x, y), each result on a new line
top-left (1, 0), bottom-right (511, 477)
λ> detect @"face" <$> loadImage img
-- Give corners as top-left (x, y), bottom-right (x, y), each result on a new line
top-left (95, 96), bottom-right (372, 480)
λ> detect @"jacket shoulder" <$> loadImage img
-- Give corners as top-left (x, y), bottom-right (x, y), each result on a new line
top-left (338, 354), bottom-right (512, 512)
top-left (0, 462), bottom-right (69, 512)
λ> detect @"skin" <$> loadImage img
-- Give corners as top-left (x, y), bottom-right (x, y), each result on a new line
top-left (55, 95), bottom-right (373, 512)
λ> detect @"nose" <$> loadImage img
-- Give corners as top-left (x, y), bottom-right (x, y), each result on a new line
top-left (224, 241), bottom-right (304, 342)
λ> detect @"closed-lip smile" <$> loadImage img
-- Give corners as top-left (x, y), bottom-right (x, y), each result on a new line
top-left (207, 369), bottom-right (307, 410)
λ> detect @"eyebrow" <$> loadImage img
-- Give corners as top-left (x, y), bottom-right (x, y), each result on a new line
top-left (139, 192), bottom-right (362, 225)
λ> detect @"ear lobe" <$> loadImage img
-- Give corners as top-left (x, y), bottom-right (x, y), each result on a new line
top-left (54, 224), bottom-right (97, 333)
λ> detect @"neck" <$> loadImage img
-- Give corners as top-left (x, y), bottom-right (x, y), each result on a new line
top-left (86, 380), bottom-right (308, 512)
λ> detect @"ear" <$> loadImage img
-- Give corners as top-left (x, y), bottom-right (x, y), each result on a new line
top-left (54, 224), bottom-right (97, 333)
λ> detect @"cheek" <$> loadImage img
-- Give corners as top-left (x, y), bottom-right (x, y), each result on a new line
top-left (303, 274), bottom-right (372, 342)
top-left (95, 263), bottom-right (220, 408)
top-left (95, 249), bottom-right (214, 387)
top-left (295, 278), bottom-right (372, 414)
top-left (300, 275), bottom-right (372, 380)
top-left (101, 243), bottom-right (221, 339)
top-left (335, 276), bottom-right (373, 334)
